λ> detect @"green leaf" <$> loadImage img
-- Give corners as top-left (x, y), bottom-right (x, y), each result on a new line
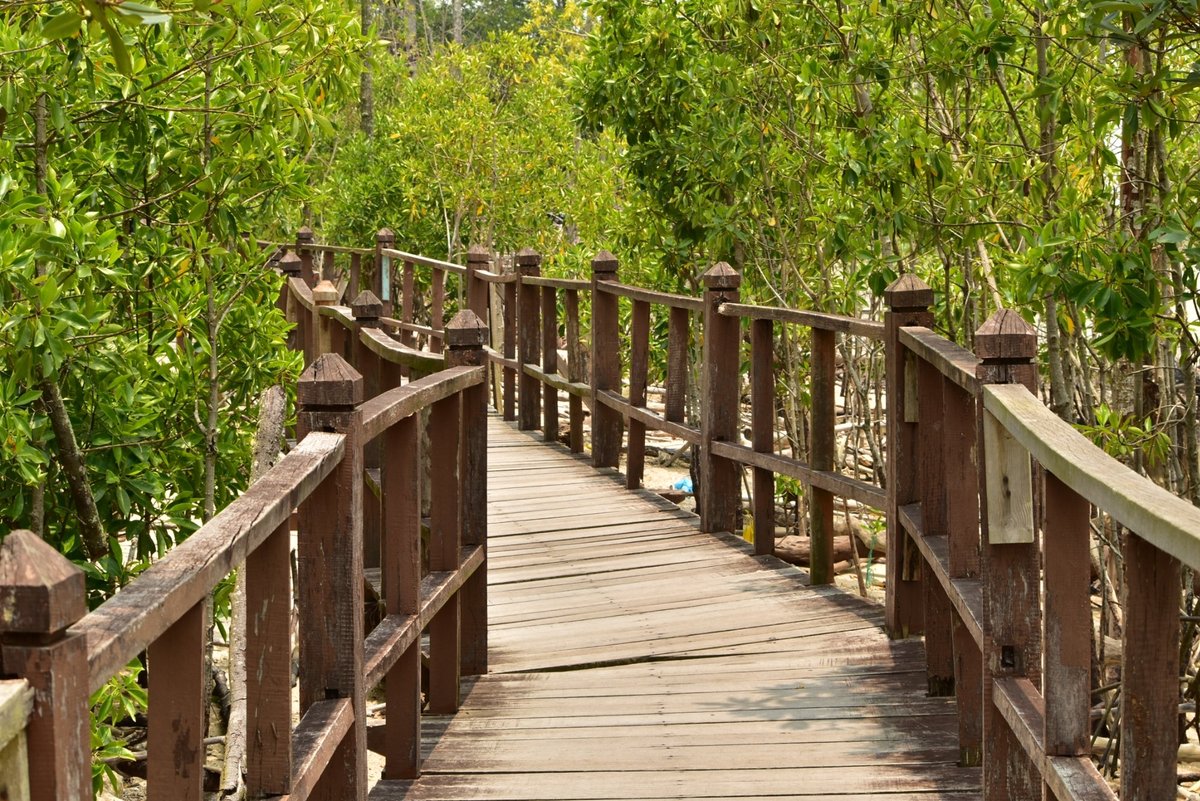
top-left (42, 10), bottom-right (84, 40)
top-left (112, 2), bottom-right (172, 26)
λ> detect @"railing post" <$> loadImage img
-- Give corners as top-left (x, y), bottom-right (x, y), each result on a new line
top-left (626, 300), bottom-right (650, 489)
top-left (809, 327), bottom-right (836, 582)
top-left (297, 354), bottom-right (366, 801)
top-left (564, 289), bottom-right (585, 452)
top-left (375, 228), bottom-right (395, 317)
top-left (975, 309), bottom-right (1041, 801)
top-left (502, 271), bottom-right (518, 422)
top-left (466, 245), bottom-right (490, 320)
top-left (297, 226), bottom-right (316, 288)
top-left (516, 248), bottom-right (542, 432)
top-left (0, 531), bottom-right (89, 801)
top-left (917, 357), bottom-right (954, 695)
top-left (353, 291), bottom-right (385, 572)
top-left (750, 318), bottom-right (774, 556)
top-left (313, 279), bottom-right (340, 358)
top-left (279, 252), bottom-right (304, 356)
top-left (699, 263), bottom-right (741, 535)
top-left (590, 251), bottom-right (621, 467)
top-left (543, 285), bottom-right (560, 446)
top-left (446, 311), bottom-right (489, 676)
top-left (428, 363), bottom-right (463, 713)
top-left (883, 275), bottom-right (932, 637)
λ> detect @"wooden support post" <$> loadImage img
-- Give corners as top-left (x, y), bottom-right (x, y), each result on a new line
top-left (321, 250), bottom-right (336, 286)
top-left (400, 259), bottom-right (416, 351)
top-left (943, 378), bottom-right (982, 766)
top-left (279, 252), bottom-right (304, 356)
top-left (810, 327), bottom-right (836, 582)
top-left (380, 360), bottom-right (421, 778)
top-left (517, 249), bottom-right (542, 432)
top-left (466, 245), bottom-right (490, 320)
top-left (1120, 531), bottom-right (1181, 801)
top-left (590, 251), bottom-right (622, 468)
top-left (503, 276), bottom-right (518, 422)
top-left (700, 263), bottom-right (741, 534)
top-left (428, 387), bottom-right (463, 713)
top-left (447, 311), bottom-right (489, 676)
top-left (148, 600), bottom-right (205, 801)
top-left (430, 268), bottom-right (446, 354)
top-left (375, 228), bottom-right (395, 317)
top-left (565, 289), bottom-right (585, 452)
top-left (0, 531), bottom-right (89, 801)
top-left (245, 519), bottom-right (293, 795)
top-left (883, 275), bottom-right (933, 638)
top-left (297, 226), bottom-right (316, 288)
top-left (666, 306), bottom-right (689, 425)
top-left (353, 291), bottom-right (385, 571)
top-left (917, 359), bottom-right (954, 695)
top-left (975, 309), bottom-right (1041, 801)
top-left (313, 279), bottom-right (340, 358)
top-left (627, 300), bottom-right (650, 489)
top-left (750, 318), bottom-right (774, 556)
top-left (543, 286), bottom-right (560, 445)
top-left (349, 252), bottom-right (362, 300)
top-left (297, 354), bottom-right (367, 801)
top-left (1042, 472), bottom-right (1090, 760)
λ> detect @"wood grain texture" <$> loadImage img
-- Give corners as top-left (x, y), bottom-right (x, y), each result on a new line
top-left (245, 521), bottom-right (293, 795)
top-left (750, 318), bottom-right (774, 556)
top-left (626, 299), bottom-right (650, 490)
top-left (809, 328), bottom-right (836, 583)
top-left (699, 264), bottom-right (742, 535)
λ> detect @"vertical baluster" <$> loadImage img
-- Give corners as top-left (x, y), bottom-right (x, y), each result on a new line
top-left (627, 299), bottom-right (650, 489)
top-left (976, 309), bottom-right (1040, 801)
top-left (809, 327), bottom-right (836, 584)
top-left (565, 289), bottom-right (585, 452)
top-left (297, 354), bottom-right (366, 800)
top-left (297, 226), bottom-right (315, 288)
top-left (943, 377), bottom-right (982, 765)
top-left (447, 311), bottom-right (489, 676)
top-left (322, 250), bottom-right (335, 285)
top-left (430, 268), bottom-right (446, 354)
top-left (750, 318), bottom-right (775, 556)
top-left (665, 307), bottom-right (688, 426)
top-left (0, 531), bottom-right (89, 801)
top-left (517, 249), bottom-right (542, 431)
top-left (466, 245), bottom-right (490, 320)
top-left (917, 358), bottom-right (954, 693)
top-left (245, 519), bottom-right (293, 795)
top-left (349, 252), bottom-right (362, 300)
top-left (883, 275), bottom-right (933, 637)
top-left (503, 274), bottom-right (518, 422)
top-left (428, 389), bottom-right (463, 713)
top-left (279, 252), bottom-right (303, 357)
top-left (148, 602), bottom-right (205, 801)
top-left (590, 252), bottom-right (622, 467)
top-left (401, 259), bottom-right (416, 351)
top-left (699, 263), bottom-right (741, 535)
top-left (543, 286), bottom-right (560, 444)
top-left (353, 291), bottom-right (385, 571)
top-left (313, 280), bottom-right (339, 358)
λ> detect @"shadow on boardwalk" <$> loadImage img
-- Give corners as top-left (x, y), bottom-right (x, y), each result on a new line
top-left (371, 416), bottom-right (980, 800)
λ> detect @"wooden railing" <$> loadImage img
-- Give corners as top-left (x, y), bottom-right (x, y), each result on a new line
top-left (0, 265), bottom-right (487, 799)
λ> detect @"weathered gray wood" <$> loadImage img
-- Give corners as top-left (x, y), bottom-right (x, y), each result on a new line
top-left (0, 681), bottom-right (32, 801)
top-left (899, 326), bottom-right (980, 393)
top-left (981, 410), bottom-right (1034, 544)
top-left (699, 263), bottom-right (742, 535)
top-left (148, 600), bottom-right (205, 801)
top-left (285, 698), bottom-right (354, 801)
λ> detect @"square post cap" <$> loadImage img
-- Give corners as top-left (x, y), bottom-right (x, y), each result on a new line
top-left (702, 262), bottom-right (741, 291)
top-left (312, 280), bottom-right (340, 305)
top-left (591, 251), bottom-right (619, 277)
top-left (297, 226), bottom-right (315, 243)
top-left (376, 228), bottom-right (395, 245)
top-left (0, 530), bottom-right (86, 634)
top-left (516, 248), bottom-right (542, 274)
top-left (467, 245), bottom-right (491, 266)
top-left (447, 309), bottom-right (488, 349)
top-left (298, 353), bottom-right (363, 408)
top-left (975, 308), bottom-right (1037, 362)
top-left (351, 290), bottom-right (383, 320)
top-left (884, 274), bottom-right (933, 310)
top-left (279, 252), bottom-right (302, 275)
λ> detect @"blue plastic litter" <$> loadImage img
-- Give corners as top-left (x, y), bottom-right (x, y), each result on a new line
top-left (672, 476), bottom-right (694, 493)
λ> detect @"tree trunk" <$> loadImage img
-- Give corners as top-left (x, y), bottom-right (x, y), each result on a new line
top-left (452, 0), bottom-right (463, 44)
top-left (360, 0), bottom-right (374, 136)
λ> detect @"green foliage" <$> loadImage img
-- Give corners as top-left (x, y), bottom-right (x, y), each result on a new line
top-left (1077, 404), bottom-right (1172, 466)
top-left (89, 660), bottom-right (147, 794)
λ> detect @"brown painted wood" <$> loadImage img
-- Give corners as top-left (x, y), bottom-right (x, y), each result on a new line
top-left (590, 252), bottom-right (622, 468)
top-left (666, 306), bottom-right (689, 425)
top-left (288, 698), bottom-right (355, 801)
top-left (1120, 531), bottom-right (1181, 801)
top-left (375, 229), bottom-right (395, 317)
top-left (1042, 472), bottom-right (1090, 759)
top-left (350, 252), bottom-right (362, 300)
top-left (565, 289), bottom-right (585, 452)
top-left (245, 520), bottom-right (293, 795)
top-left (503, 279), bottom-right (517, 422)
top-left (296, 354), bottom-right (367, 801)
top-left (429, 393), bottom-right (463, 714)
top-left (883, 276), bottom-right (933, 638)
top-left (709, 440), bottom-right (885, 509)
top-left (699, 264), bottom-right (741, 535)
top-left (0, 532), bottom-right (90, 801)
top-left (809, 327), bottom-right (836, 583)
top-left (400, 260), bottom-right (416, 351)
top-left (466, 246), bottom-right (490, 320)
top-left (298, 226), bottom-right (315, 288)
top-left (974, 311), bottom-right (1041, 801)
top-left (916, 359), bottom-right (953, 696)
top-left (750, 318), bottom-right (774, 556)
top-left (718, 301), bottom-right (886, 340)
top-left (147, 600), bottom-right (205, 801)
top-left (597, 281), bottom-right (703, 312)
top-left (517, 250), bottom-right (541, 431)
top-left (626, 299), bottom-right (650, 490)
top-left (541, 286), bottom-right (559, 444)
top-left (353, 292), bottom-right (384, 572)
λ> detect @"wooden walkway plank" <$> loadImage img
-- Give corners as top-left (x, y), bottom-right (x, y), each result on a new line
top-left (370, 417), bottom-right (979, 801)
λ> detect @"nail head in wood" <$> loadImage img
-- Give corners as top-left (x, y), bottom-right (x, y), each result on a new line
top-left (591, 251), bottom-right (619, 277)
top-left (884, 274), bottom-right (933, 310)
top-left (447, 309), bottom-right (488, 350)
top-left (702, 262), bottom-right (741, 291)
top-left (975, 309), bottom-right (1037, 361)
top-left (351, 290), bottom-right (383, 322)
top-left (298, 353), bottom-right (363, 408)
top-left (0, 530), bottom-right (86, 635)
top-left (467, 245), bottom-right (490, 266)
top-left (516, 248), bottom-right (542, 274)
top-left (279, 252), bottom-right (302, 276)
top-left (312, 280), bottom-right (339, 305)
top-left (376, 228), bottom-right (395, 245)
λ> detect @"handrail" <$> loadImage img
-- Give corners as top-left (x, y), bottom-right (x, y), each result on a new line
top-left (360, 366), bottom-right (484, 441)
top-left (360, 326), bottom-right (446, 373)
top-left (898, 326), bottom-right (978, 392)
top-left (76, 431), bottom-right (345, 693)
top-left (380, 247), bottom-right (467, 276)
top-left (720, 301), bottom-right (886, 341)
top-left (598, 280), bottom-right (704, 312)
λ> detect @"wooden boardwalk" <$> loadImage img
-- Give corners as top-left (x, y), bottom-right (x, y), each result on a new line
top-left (371, 418), bottom-right (981, 801)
